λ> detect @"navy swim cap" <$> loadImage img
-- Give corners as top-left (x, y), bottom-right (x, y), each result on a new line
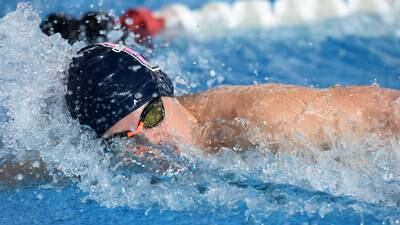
top-left (65, 43), bottom-right (174, 136)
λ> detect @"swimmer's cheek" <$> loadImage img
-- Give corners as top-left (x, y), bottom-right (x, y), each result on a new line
top-left (141, 129), bottom-right (165, 145)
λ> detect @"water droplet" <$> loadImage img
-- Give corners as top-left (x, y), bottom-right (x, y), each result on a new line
top-left (125, 18), bottom-right (134, 25)
top-left (209, 70), bottom-right (216, 77)
top-left (131, 65), bottom-right (141, 71)
top-left (134, 92), bottom-right (143, 99)
top-left (32, 161), bottom-right (40, 168)
top-left (15, 174), bottom-right (24, 181)
top-left (36, 193), bottom-right (43, 200)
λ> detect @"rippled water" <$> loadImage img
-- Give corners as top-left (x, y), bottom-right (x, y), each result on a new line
top-left (0, 3), bottom-right (400, 225)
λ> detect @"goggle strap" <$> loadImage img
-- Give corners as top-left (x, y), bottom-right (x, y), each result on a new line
top-left (127, 121), bottom-right (145, 137)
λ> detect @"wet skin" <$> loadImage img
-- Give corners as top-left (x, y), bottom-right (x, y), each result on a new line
top-left (106, 84), bottom-right (400, 153)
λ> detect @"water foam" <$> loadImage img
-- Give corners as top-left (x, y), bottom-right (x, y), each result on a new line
top-left (0, 4), bottom-right (399, 221)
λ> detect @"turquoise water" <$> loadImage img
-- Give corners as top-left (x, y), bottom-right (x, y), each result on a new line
top-left (0, 1), bottom-right (400, 225)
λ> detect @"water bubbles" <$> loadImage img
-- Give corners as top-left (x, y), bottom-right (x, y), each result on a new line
top-left (134, 92), bottom-right (143, 99)
top-left (124, 18), bottom-right (134, 26)
top-left (107, 30), bottom-right (124, 43)
top-left (36, 193), bottom-right (43, 200)
top-left (209, 69), bottom-right (216, 77)
top-left (175, 76), bottom-right (188, 85)
top-left (371, 78), bottom-right (380, 87)
top-left (15, 174), bottom-right (24, 181)
top-left (32, 161), bottom-right (40, 168)
top-left (131, 65), bottom-right (142, 72)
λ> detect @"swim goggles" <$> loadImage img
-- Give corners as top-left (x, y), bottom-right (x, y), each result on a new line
top-left (127, 97), bottom-right (165, 137)
top-left (106, 97), bottom-right (165, 140)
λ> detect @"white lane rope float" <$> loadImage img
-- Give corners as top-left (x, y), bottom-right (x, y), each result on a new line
top-left (153, 0), bottom-right (400, 37)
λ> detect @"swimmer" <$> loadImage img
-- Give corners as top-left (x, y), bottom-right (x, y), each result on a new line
top-left (65, 43), bottom-right (400, 154)
top-left (41, 12), bottom-right (115, 44)
top-left (40, 9), bottom-right (163, 46)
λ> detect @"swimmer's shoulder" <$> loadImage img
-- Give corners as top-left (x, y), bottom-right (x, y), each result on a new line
top-left (177, 83), bottom-right (311, 101)
top-left (326, 85), bottom-right (400, 98)
top-left (201, 83), bottom-right (302, 94)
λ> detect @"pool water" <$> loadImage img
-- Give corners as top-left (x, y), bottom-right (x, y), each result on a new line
top-left (1, 1), bottom-right (400, 225)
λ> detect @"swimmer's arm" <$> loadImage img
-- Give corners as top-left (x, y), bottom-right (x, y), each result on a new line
top-left (195, 120), bottom-right (257, 153)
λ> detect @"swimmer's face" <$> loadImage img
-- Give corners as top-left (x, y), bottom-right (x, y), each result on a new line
top-left (103, 97), bottom-right (169, 145)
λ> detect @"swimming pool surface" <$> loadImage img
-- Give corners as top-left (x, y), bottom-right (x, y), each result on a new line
top-left (0, 1), bottom-right (400, 225)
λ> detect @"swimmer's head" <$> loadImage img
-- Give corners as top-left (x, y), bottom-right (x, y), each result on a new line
top-left (65, 43), bottom-right (174, 137)
top-left (40, 14), bottom-right (80, 44)
top-left (80, 12), bottom-right (115, 43)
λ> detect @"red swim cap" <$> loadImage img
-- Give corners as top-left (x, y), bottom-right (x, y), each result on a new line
top-left (119, 8), bottom-right (165, 38)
